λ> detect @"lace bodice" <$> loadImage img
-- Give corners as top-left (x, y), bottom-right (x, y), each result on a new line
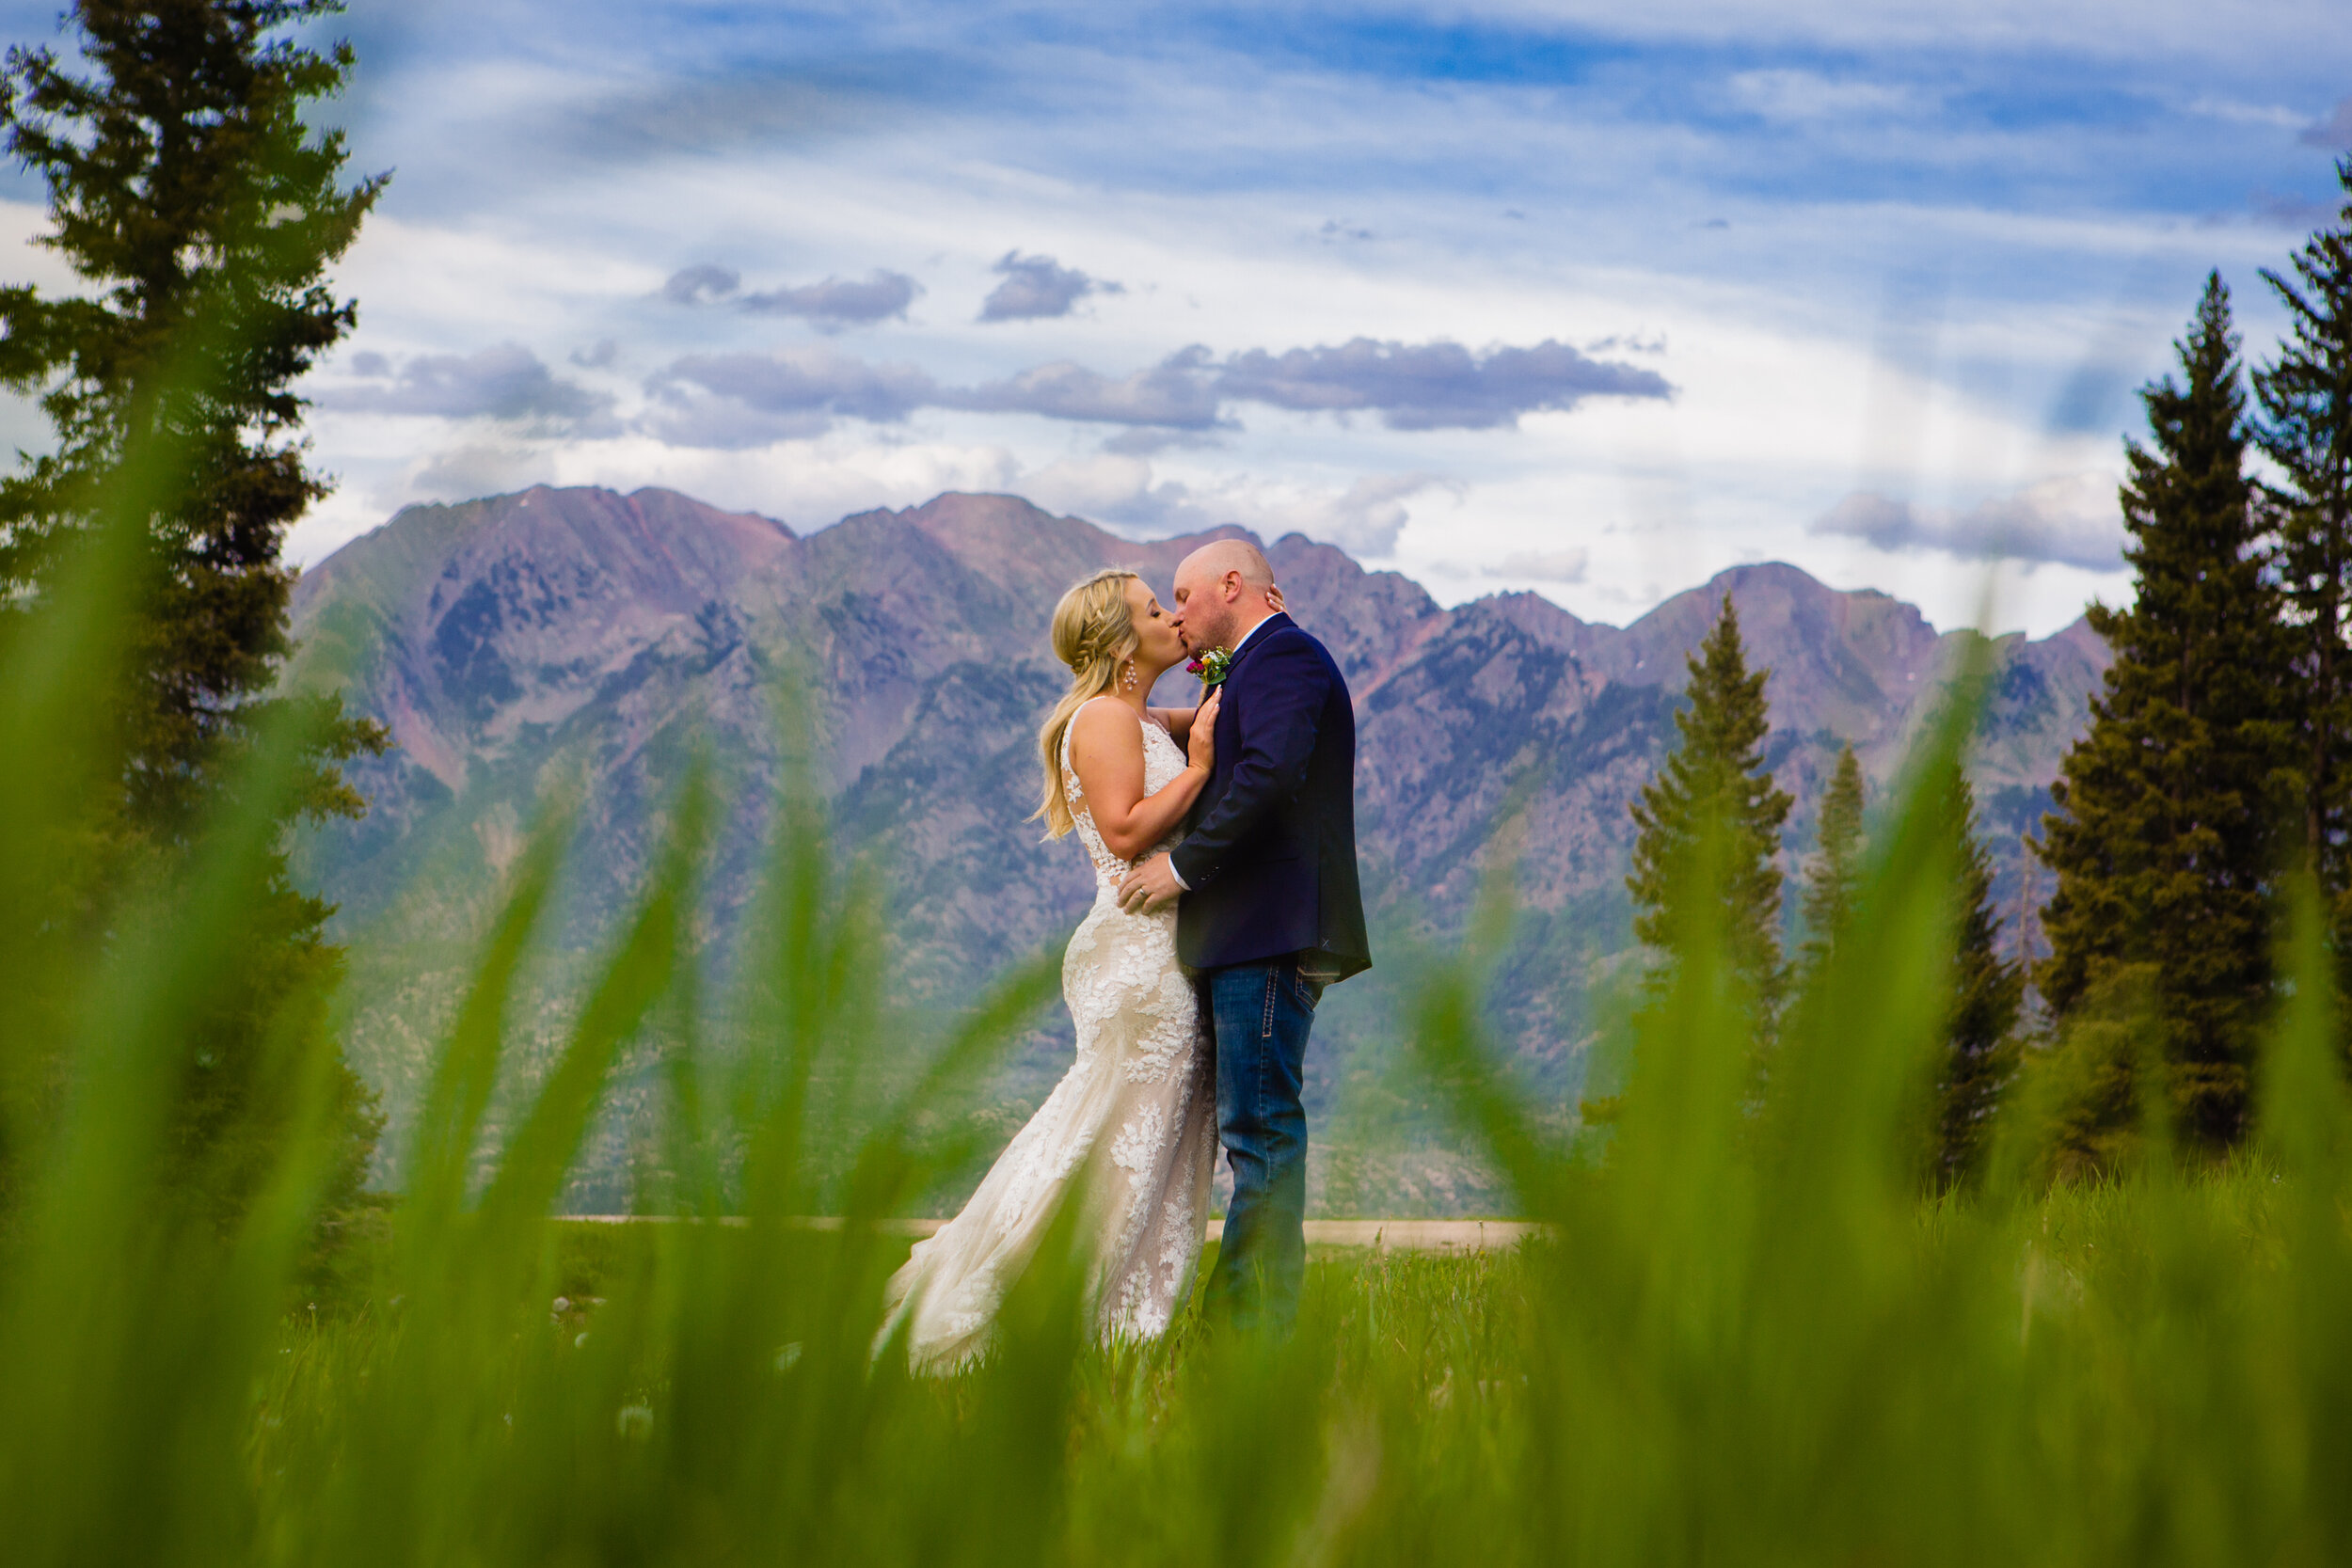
top-left (1062, 702), bottom-right (1190, 889)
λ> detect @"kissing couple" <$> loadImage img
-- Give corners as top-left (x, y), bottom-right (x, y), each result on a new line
top-left (880, 539), bottom-right (1370, 1372)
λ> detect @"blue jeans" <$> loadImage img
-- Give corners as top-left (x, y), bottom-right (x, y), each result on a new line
top-left (1202, 955), bottom-right (1329, 1333)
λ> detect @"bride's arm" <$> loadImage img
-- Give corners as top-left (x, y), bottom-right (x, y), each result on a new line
top-left (1067, 693), bottom-right (1219, 862)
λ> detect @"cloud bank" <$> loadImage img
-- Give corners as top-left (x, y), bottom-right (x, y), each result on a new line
top-left (960, 349), bottom-right (1225, 427)
top-left (644, 348), bottom-right (938, 447)
top-left (1487, 548), bottom-right (1591, 583)
top-left (663, 265), bottom-right (921, 328)
top-left (740, 270), bottom-right (922, 328)
top-left (1812, 475), bottom-right (2124, 570)
top-left (643, 336), bottom-right (1673, 445)
top-left (1019, 455), bottom-right (1457, 558)
top-left (321, 343), bottom-right (616, 430)
top-left (1216, 339), bottom-right (1673, 430)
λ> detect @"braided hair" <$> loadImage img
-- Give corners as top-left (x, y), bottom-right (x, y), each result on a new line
top-left (1034, 568), bottom-right (1143, 838)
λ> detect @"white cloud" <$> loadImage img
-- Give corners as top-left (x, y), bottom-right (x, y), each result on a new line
top-left (2187, 95), bottom-right (2309, 131)
top-left (1726, 70), bottom-right (1921, 122)
top-left (739, 270), bottom-right (923, 328)
top-left (978, 252), bottom-right (1121, 321)
top-left (1487, 548), bottom-right (1591, 583)
top-left (661, 264), bottom-right (739, 304)
top-left (1811, 472), bottom-right (2126, 571)
top-left (406, 442), bottom-right (551, 502)
top-left (1016, 452), bottom-right (1457, 558)
top-left (1016, 451), bottom-right (1160, 519)
top-left (317, 341), bottom-right (617, 429)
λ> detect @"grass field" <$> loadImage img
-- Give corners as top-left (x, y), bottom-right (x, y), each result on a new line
top-left (214, 1164), bottom-right (2337, 1568)
top-left (11, 535), bottom-right (2352, 1566)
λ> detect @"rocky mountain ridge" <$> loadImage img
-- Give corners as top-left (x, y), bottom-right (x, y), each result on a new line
top-left (290, 485), bottom-right (2110, 1212)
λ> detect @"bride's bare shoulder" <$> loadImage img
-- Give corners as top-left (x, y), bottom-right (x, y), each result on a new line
top-left (1068, 696), bottom-right (1144, 747)
top-left (1067, 700), bottom-right (1150, 777)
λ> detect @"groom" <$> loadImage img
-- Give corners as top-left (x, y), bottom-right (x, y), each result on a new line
top-left (1117, 539), bottom-right (1369, 1333)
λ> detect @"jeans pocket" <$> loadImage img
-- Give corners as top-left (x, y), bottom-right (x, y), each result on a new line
top-left (1292, 968), bottom-right (1324, 1013)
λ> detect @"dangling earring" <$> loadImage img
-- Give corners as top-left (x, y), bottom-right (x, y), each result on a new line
top-left (1121, 660), bottom-right (1138, 691)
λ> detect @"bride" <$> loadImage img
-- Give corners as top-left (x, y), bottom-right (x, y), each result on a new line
top-left (878, 567), bottom-right (1224, 1371)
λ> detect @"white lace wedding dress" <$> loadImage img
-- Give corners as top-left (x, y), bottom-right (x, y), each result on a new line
top-left (877, 704), bottom-right (1218, 1372)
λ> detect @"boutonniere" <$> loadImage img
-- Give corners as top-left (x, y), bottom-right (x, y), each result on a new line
top-left (1185, 646), bottom-right (1233, 689)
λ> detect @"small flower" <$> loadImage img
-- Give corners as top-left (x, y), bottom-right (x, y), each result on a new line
top-left (1185, 646), bottom-right (1233, 689)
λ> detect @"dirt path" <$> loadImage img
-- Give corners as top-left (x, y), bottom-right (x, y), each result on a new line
top-left (572, 1216), bottom-right (1543, 1251)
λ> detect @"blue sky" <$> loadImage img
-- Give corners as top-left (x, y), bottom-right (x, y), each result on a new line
top-left (2, 0), bottom-right (2347, 634)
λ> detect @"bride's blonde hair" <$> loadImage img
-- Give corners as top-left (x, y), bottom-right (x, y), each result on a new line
top-left (1035, 568), bottom-right (1143, 839)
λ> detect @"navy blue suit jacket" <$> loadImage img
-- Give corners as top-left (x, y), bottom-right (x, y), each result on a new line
top-left (1169, 613), bottom-right (1370, 981)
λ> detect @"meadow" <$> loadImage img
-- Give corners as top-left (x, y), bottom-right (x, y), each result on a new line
top-left (9, 542), bottom-right (2352, 1568)
top-left (0, 457), bottom-right (2338, 1568)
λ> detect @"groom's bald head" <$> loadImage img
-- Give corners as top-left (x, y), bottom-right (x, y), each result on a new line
top-left (1172, 539), bottom-right (1279, 652)
top-left (1180, 539), bottom-right (1275, 591)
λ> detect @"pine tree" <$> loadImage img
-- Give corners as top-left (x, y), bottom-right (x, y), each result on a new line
top-left (2256, 158), bottom-right (2352, 953)
top-left (2034, 275), bottom-right (2294, 1154)
top-left (1800, 744), bottom-right (1865, 969)
top-left (1930, 761), bottom-right (2022, 1190)
top-left (0, 2), bottom-right (387, 1227)
top-left (1629, 593), bottom-right (1794, 1013)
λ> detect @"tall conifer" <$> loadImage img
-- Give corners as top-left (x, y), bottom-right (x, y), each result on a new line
top-left (2256, 158), bottom-right (2352, 949)
top-left (2035, 275), bottom-right (2293, 1152)
top-left (0, 1), bottom-right (386, 832)
top-left (0, 2), bottom-right (387, 1228)
top-left (1800, 744), bottom-right (1865, 969)
top-left (1629, 594), bottom-right (1794, 1013)
top-left (1931, 761), bottom-right (2022, 1189)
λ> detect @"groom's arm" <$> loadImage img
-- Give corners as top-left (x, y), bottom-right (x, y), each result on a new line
top-left (1166, 641), bottom-right (1328, 893)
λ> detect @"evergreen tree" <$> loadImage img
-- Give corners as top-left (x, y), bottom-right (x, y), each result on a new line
top-left (1929, 761), bottom-right (2022, 1190)
top-left (0, 2), bottom-right (387, 1227)
top-left (2255, 158), bottom-right (2352, 951)
top-left (1800, 744), bottom-right (1865, 969)
top-left (2034, 275), bottom-right (2294, 1154)
top-left (1629, 593), bottom-right (1794, 1013)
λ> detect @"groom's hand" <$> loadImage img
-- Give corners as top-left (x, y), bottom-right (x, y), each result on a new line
top-left (1118, 853), bottom-right (1184, 915)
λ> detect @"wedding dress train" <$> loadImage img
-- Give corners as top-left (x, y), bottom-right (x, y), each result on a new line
top-left (878, 706), bottom-right (1217, 1372)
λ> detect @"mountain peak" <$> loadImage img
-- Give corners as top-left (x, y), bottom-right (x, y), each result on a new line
top-left (289, 481), bottom-right (2113, 1213)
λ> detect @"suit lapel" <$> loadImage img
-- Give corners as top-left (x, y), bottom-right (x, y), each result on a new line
top-left (1205, 613), bottom-right (1287, 804)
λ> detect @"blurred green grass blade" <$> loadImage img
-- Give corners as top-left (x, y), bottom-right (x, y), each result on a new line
top-left (732, 760), bottom-right (859, 1220)
top-left (0, 680), bottom-right (360, 1565)
top-left (403, 813), bottom-right (567, 1233)
top-left (1767, 756), bottom-right (1959, 1219)
top-left (2262, 872), bottom-right (2349, 1182)
top-left (1404, 959), bottom-right (1563, 1219)
top-left (1395, 792), bottom-right (1568, 1218)
top-left (1609, 818), bottom-right (1756, 1279)
top-left (835, 948), bottom-right (1060, 1225)
top-left (475, 768), bottom-right (710, 1235)
top-left (0, 483), bottom-right (149, 1184)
